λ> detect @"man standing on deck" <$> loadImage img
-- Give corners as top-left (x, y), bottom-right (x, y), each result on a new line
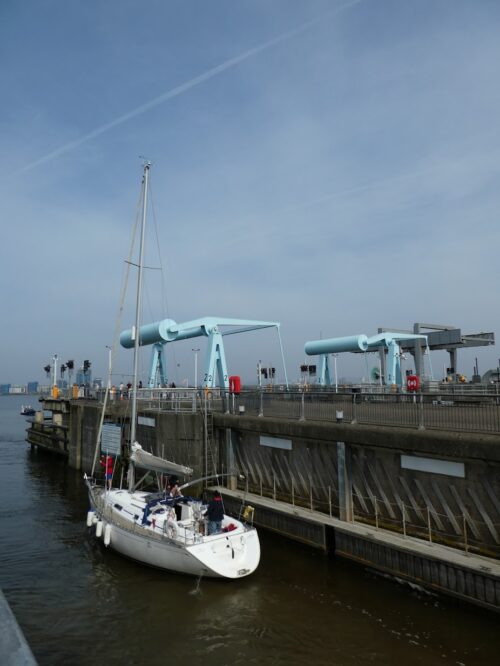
top-left (205, 490), bottom-right (224, 535)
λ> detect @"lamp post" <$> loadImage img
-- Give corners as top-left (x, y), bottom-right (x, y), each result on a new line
top-left (192, 348), bottom-right (200, 389)
top-left (52, 354), bottom-right (58, 394)
top-left (106, 346), bottom-right (112, 389)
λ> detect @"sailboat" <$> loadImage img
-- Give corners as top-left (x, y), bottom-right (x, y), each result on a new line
top-left (84, 162), bottom-right (260, 579)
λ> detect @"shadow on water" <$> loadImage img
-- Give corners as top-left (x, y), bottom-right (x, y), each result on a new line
top-left (0, 395), bottom-right (498, 665)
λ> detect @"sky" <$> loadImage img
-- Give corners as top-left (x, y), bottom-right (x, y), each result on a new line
top-left (1, 0), bottom-right (500, 387)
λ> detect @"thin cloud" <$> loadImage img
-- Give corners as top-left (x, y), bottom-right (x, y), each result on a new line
top-left (16, 0), bottom-right (362, 175)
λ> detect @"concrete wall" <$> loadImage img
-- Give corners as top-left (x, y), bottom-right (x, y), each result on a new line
top-left (214, 414), bottom-right (500, 557)
top-left (70, 403), bottom-right (206, 481)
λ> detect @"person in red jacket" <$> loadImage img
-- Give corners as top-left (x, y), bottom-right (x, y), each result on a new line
top-left (100, 454), bottom-right (114, 490)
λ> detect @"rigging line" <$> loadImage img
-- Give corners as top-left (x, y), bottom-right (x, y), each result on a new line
top-left (91, 179), bottom-right (143, 477)
top-left (148, 176), bottom-right (180, 387)
top-left (16, 0), bottom-right (363, 174)
top-left (148, 178), bottom-right (182, 387)
top-left (149, 180), bottom-right (172, 321)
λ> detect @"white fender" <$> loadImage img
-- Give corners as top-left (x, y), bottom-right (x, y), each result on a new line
top-left (104, 523), bottom-right (112, 546)
top-left (86, 510), bottom-right (95, 527)
top-left (167, 518), bottom-right (177, 539)
top-left (96, 520), bottom-right (103, 537)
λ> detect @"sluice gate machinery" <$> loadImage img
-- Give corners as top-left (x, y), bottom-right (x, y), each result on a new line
top-left (120, 316), bottom-right (288, 389)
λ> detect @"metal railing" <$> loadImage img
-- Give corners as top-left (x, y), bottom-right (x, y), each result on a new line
top-left (234, 474), bottom-right (500, 557)
top-left (220, 390), bottom-right (500, 434)
top-left (91, 387), bottom-right (500, 434)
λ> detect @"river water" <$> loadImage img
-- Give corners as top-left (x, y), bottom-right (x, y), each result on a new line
top-left (0, 395), bottom-right (497, 665)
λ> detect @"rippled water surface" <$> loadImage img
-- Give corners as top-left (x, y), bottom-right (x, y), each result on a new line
top-left (0, 395), bottom-right (497, 665)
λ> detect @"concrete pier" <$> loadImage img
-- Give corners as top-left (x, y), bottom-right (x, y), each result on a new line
top-left (0, 591), bottom-right (37, 665)
top-left (26, 393), bottom-right (500, 611)
top-left (218, 488), bottom-right (500, 612)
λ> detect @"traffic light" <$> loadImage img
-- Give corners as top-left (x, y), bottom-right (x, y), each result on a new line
top-left (66, 360), bottom-right (74, 370)
top-left (83, 360), bottom-right (91, 372)
top-left (300, 365), bottom-right (308, 373)
top-left (271, 368), bottom-right (276, 378)
top-left (261, 368), bottom-right (268, 379)
top-left (60, 364), bottom-right (66, 376)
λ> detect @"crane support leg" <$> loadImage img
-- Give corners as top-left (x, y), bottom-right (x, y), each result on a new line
top-left (148, 343), bottom-right (167, 388)
top-left (203, 328), bottom-right (229, 389)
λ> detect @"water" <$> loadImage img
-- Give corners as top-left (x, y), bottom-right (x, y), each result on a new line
top-left (0, 395), bottom-right (497, 665)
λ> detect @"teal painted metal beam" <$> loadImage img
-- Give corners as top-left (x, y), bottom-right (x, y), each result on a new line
top-left (305, 332), bottom-right (428, 387)
top-left (120, 316), bottom-right (287, 390)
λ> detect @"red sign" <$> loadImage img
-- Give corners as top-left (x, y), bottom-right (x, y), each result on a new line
top-left (407, 375), bottom-right (420, 392)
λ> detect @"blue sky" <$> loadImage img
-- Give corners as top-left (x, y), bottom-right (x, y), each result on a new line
top-left (1, 0), bottom-right (499, 386)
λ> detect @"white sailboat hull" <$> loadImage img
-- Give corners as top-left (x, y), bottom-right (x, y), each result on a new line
top-left (87, 486), bottom-right (260, 579)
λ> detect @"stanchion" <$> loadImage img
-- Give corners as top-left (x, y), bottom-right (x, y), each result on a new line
top-left (463, 514), bottom-right (469, 554)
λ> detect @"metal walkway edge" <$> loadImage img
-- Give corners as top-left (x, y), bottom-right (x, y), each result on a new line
top-left (216, 487), bottom-right (500, 612)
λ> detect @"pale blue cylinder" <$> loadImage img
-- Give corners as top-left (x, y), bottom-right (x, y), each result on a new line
top-left (305, 335), bottom-right (369, 356)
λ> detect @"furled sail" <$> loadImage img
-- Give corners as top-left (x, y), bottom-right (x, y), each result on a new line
top-left (130, 443), bottom-right (193, 476)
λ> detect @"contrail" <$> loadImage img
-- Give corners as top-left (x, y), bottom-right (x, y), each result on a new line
top-left (17, 0), bottom-right (361, 174)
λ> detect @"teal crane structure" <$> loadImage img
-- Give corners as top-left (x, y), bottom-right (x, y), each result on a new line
top-left (305, 332), bottom-right (429, 387)
top-left (120, 316), bottom-right (288, 390)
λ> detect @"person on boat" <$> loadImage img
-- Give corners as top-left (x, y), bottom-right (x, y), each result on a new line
top-left (205, 490), bottom-right (224, 535)
top-left (100, 454), bottom-right (114, 490)
top-left (168, 478), bottom-right (184, 521)
top-left (169, 479), bottom-right (183, 498)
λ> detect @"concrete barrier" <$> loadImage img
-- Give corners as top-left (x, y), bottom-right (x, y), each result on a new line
top-left (0, 590), bottom-right (37, 665)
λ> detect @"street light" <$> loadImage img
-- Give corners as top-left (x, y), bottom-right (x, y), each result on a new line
top-left (192, 348), bottom-right (200, 389)
top-left (333, 353), bottom-right (338, 393)
top-left (106, 346), bottom-right (112, 389)
top-left (52, 354), bottom-right (58, 395)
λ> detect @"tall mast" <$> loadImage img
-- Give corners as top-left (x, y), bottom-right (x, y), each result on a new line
top-left (130, 161), bottom-right (150, 446)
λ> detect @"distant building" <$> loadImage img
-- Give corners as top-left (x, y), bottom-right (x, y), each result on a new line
top-left (0, 384), bottom-right (11, 395)
top-left (10, 385), bottom-right (27, 394)
top-left (76, 368), bottom-right (92, 386)
top-left (27, 381), bottom-right (39, 394)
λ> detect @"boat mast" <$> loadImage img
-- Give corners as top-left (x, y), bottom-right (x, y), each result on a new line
top-left (129, 161), bottom-right (150, 488)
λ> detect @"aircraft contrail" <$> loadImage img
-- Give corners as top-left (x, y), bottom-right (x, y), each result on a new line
top-left (17, 0), bottom-right (361, 174)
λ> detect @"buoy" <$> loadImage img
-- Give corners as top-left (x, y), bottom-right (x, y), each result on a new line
top-left (104, 523), bottom-right (112, 546)
top-left (86, 510), bottom-right (95, 527)
top-left (96, 520), bottom-right (103, 537)
top-left (242, 505), bottom-right (254, 522)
